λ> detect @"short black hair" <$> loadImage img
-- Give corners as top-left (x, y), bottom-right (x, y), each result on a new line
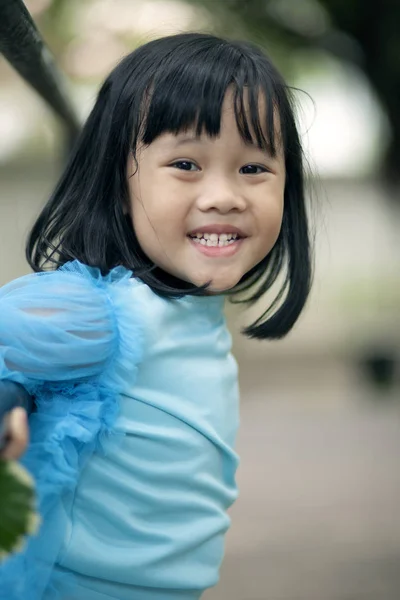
top-left (26, 32), bottom-right (313, 340)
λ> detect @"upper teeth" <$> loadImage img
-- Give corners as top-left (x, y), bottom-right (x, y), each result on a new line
top-left (189, 232), bottom-right (239, 247)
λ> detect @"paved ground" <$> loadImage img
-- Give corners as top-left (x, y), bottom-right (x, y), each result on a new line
top-left (204, 359), bottom-right (400, 600)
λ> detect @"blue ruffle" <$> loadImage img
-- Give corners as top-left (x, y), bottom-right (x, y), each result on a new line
top-left (0, 261), bottom-right (143, 599)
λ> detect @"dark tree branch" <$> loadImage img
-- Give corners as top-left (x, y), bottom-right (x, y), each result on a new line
top-left (0, 0), bottom-right (80, 150)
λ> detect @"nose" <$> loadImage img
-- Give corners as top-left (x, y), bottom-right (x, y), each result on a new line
top-left (196, 177), bottom-right (246, 214)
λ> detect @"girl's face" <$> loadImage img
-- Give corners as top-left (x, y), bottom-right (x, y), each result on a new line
top-left (127, 90), bottom-right (286, 292)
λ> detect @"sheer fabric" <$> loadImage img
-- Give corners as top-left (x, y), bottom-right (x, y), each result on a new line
top-left (0, 262), bottom-right (143, 599)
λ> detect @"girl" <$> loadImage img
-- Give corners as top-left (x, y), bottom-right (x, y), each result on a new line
top-left (0, 32), bottom-right (312, 599)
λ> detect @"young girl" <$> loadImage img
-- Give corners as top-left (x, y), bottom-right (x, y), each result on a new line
top-left (0, 32), bottom-right (312, 599)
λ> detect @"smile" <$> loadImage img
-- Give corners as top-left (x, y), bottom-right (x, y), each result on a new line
top-left (187, 233), bottom-right (243, 257)
top-left (188, 232), bottom-right (239, 247)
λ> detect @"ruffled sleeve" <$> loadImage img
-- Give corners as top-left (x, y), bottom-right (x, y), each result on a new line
top-left (0, 261), bottom-right (143, 600)
top-left (0, 261), bottom-right (132, 391)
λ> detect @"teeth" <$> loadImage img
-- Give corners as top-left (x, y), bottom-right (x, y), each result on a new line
top-left (190, 232), bottom-right (239, 240)
top-left (190, 232), bottom-right (240, 247)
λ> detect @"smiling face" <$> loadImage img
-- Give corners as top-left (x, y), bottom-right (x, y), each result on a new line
top-left (127, 90), bottom-right (286, 292)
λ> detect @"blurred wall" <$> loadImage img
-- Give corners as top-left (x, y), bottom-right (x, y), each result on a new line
top-left (1, 161), bottom-right (399, 371)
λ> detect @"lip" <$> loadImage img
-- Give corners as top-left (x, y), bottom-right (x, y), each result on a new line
top-left (187, 224), bottom-right (247, 237)
top-left (188, 236), bottom-right (244, 258)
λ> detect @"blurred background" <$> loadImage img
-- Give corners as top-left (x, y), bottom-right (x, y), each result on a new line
top-left (0, 0), bottom-right (399, 598)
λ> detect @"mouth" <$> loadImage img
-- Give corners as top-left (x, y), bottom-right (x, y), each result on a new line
top-left (187, 232), bottom-right (241, 247)
top-left (187, 224), bottom-right (247, 245)
top-left (187, 230), bottom-right (245, 257)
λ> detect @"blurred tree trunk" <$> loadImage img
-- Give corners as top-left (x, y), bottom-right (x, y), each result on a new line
top-left (318, 0), bottom-right (400, 183)
top-left (188, 0), bottom-right (400, 185)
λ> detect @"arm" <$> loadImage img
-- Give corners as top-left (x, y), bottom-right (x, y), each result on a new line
top-left (0, 267), bottom-right (117, 385)
top-left (0, 263), bottom-right (123, 459)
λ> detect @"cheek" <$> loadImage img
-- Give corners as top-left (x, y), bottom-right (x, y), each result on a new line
top-left (128, 179), bottom-right (183, 268)
top-left (129, 175), bottom-right (161, 233)
top-left (130, 172), bottom-right (176, 223)
top-left (257, 190), bottom-right (285, 248)
top-left (127, 179), bottom-right (157, 256)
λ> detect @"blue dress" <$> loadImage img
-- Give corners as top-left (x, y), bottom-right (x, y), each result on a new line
top-left (0, 261), bottom-right (239, 600)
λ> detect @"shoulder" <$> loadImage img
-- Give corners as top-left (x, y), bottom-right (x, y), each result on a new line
top-left (0, 261), bottom-right (143, 385)
top-left (58, 260), bottom-right (134, 288)
top-left (0, 261), bottom-right (139, 348)
top-left (0, 260), bottom-right (134, 303)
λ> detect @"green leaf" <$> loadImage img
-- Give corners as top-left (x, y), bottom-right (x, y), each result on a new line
top-left (0, 460), bottom-right (40, 561)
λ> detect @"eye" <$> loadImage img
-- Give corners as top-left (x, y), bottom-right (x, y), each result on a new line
top-left (240, 164), bottom-right (268, 175)
top-left (171, 160), bottom-right (200, 172)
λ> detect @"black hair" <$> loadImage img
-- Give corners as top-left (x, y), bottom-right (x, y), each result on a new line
top-left (26, 32), bottom-right (313, 340)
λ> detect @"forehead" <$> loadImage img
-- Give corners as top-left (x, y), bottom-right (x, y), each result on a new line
top-left (222, 88), bottom-right (282, 140)
top-left (161, 102), bottom-right (280, 150)
top-left (142, 85), bottom-right (283, 157)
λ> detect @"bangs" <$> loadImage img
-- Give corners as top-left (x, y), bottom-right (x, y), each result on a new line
top-left (139, 41), bottom-right (284, 157)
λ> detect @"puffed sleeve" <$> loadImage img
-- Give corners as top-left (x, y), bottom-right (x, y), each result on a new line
top-left (0, 261), bottom-right (143, 600)
top-left (0, 263), bottom-right (124, 390)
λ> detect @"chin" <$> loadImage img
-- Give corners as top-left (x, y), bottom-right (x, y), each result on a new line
top-left (185, 269), bottom-right (242, 293)
top-left (203, 277), bottom-right (241, 294)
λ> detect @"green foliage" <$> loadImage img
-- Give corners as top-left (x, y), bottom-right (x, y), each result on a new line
top-left (0, 460), bottom-right (40, 561)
